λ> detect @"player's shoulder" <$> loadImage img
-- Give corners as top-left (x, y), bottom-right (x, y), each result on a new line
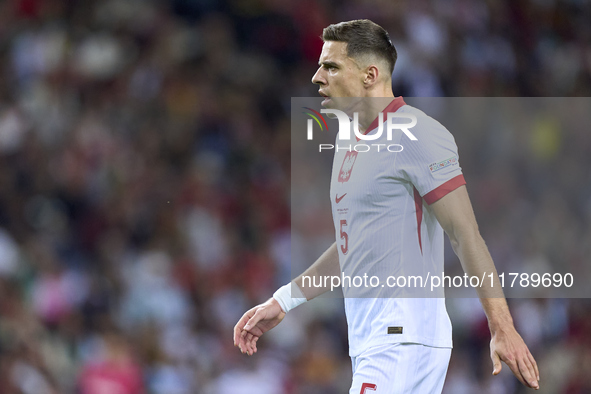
top-left (397, 103), bottom-right (456, 143)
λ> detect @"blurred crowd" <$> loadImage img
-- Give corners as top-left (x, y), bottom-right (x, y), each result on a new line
top-left (0, 0), bottom-right (589, 393)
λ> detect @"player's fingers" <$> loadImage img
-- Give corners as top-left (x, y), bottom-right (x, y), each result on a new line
top-left (238, 329), bottom-right (248, 354)
top-left (246, 332), bottom-right (255, 355)
top-left (505, 359), bottom-right (527, 387)
top-left (234, 309), bottom-right (255, 346)
top-left (518, 357), bottom-right (539, 389)
top-left (525, 355), bottom-right (539, 389)
top-left (253, 336), bottom-right (259, 353)
top-left (491, 351), bottom-right (502, 375)
top-left (243, 329), bottom-right (254, 354)
top-left (244, 309), bottom-right (265, 332)
top-left (234, 313), bottom-right (250, 341)
top-left (248, 334), bottom-right (260, 355)
top-left (233, 317), bottom-right (244, 346)
top-left (528, 366), bottom-right (539, 389)
top-left (528, 351), bottom-right (539, 381)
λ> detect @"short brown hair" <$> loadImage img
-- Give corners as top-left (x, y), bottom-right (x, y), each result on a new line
top-left (322, 20), bottom-right (397, 75)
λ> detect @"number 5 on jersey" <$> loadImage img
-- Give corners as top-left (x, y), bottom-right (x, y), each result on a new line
top-left (340, 219), bottom-right (348, 255)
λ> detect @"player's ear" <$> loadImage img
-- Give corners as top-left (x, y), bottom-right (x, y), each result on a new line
top-left (363, 64), bottom-right (379, 87)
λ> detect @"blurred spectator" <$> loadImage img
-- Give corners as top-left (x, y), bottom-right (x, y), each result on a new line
top-left (79, 331), bottom-right (144, 394)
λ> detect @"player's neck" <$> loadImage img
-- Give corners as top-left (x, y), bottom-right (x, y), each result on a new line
top-left (356, 90), bottom-right (395, 132)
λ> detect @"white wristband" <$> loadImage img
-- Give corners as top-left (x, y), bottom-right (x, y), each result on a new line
top-left (273, 282), bottom-right (307, 313)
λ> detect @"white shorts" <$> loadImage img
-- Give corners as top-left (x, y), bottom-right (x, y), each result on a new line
top-left (349, 343), bottom-right (452, 394)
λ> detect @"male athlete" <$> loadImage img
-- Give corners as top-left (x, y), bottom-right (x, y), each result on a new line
top-left (234, 20), bottom-right (540, 392)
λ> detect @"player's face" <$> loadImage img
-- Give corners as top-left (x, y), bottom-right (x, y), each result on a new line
top-left (312, 41), bottom-right (366, 110)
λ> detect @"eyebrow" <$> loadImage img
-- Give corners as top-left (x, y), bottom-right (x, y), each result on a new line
top-left (319, 61), bottom-right (339, 68)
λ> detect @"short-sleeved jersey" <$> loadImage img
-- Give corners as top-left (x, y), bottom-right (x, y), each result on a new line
top-left (329, 97), bottom-right (465, 357)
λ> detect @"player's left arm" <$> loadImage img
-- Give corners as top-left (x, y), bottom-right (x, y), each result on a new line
top-left (430, 185), bottom-right (540, 390)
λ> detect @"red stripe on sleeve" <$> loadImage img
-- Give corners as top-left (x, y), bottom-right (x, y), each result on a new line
top-left (423, 174), bottom-right (466, 205)
top-left (413, 187), bottom-right (423, 255)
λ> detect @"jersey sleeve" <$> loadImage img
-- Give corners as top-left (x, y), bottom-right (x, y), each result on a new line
top-left (394, 114), bottom-right (465, 205)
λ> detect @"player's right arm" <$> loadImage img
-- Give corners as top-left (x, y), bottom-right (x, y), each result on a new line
top-left (233, 242), bottom-right (340, 355)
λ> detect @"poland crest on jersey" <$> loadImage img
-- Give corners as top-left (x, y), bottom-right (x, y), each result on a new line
top-left (338, 151), bottom-right (358, 183)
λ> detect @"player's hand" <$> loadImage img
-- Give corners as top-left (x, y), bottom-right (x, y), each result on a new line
top-left (233, 297), bottom-right (286, 356)
top-left (490, 326), bottom-right (540, 389)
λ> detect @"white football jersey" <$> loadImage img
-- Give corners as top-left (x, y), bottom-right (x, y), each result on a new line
top-left (329, 97), bottom-right (465, 357)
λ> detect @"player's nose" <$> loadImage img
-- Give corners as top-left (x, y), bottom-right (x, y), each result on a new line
top-left (311, 67), bottom-right (326, 85)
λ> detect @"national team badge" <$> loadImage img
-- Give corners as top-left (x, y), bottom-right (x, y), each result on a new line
top-left (338, 151), bottom-right (358, 183)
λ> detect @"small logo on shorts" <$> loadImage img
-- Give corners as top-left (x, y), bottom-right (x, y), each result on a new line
top-left (387, 326), bottom-right (403, 334)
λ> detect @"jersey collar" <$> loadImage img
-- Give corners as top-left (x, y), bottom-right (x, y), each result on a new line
top-left (356, 96), bottom-right (406, 141)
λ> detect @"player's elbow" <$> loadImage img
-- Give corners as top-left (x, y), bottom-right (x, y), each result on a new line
top-left (446, 220), bottom-right (481, 253)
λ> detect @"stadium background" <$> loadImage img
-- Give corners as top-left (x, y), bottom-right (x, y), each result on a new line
top-left (0, 0), bottom-right (589, 393)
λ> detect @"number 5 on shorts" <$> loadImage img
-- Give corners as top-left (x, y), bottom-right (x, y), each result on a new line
top-left (360, 383), bottom-right (376, 393)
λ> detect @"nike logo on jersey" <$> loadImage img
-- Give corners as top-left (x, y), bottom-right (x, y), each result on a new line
top-left (335, 193), bottom-right (347, 203)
